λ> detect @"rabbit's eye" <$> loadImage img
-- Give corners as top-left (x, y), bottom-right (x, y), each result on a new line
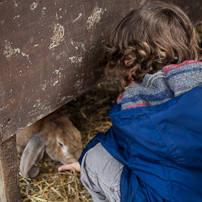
top-left (57, 141), bottom-right (64, 147)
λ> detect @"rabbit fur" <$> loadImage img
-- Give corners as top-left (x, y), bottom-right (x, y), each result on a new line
top-left (16, 110), bottom-right (83, 178)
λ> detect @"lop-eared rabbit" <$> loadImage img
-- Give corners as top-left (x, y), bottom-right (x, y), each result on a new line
top-left (16, 110), bottom-right (83, 178)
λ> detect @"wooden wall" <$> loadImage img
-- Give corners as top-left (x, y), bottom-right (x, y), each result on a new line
top-left (0, 0), bottom-right (202, 141)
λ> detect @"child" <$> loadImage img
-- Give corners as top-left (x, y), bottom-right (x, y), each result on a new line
top-left (59, 1), bottom-right (202, 201)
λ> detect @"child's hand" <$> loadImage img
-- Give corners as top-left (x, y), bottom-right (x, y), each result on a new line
top-left (58, 161), bottom-right (81, 172)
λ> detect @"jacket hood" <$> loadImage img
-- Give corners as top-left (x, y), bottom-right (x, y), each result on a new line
top-left (117, 60), bottom-right (202, 110)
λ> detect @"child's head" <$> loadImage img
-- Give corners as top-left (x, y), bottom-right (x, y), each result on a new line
top-left (101, 1), bottom-right (202, 87)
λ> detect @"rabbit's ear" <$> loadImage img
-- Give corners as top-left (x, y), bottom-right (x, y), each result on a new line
top-left (20, 133), bottom-right (45, 178)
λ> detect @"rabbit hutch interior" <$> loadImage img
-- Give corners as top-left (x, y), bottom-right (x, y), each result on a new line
top-left (1, 0), bottom-right (202, 201)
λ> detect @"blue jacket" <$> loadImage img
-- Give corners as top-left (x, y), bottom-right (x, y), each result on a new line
top-left (79, 60), bottom-right (202, 202)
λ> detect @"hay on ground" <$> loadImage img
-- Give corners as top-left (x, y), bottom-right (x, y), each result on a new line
top-left (19, 79), bottom-right (123, 202)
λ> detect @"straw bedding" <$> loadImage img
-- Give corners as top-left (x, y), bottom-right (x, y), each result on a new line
top-left (19, 79), bottom-right (123, 202)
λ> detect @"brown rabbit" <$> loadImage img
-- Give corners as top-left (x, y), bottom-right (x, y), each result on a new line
top-left (16, 110), bottom-right (83, 178)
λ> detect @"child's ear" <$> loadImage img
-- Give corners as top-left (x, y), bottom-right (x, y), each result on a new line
top-left (124, 60), bottom-right (129, 66)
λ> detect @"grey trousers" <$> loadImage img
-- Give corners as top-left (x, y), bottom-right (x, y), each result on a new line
top-left (80, 143), bottom-right (124, 202)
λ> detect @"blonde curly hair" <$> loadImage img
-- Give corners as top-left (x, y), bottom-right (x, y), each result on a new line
top-left (100, 1), bottom-right (202, 87)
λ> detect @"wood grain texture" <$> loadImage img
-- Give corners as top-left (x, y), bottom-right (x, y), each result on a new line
top-left (0, 0), bottom-right (135, 141)
top-left (0, 135), bottom-right (21, 202)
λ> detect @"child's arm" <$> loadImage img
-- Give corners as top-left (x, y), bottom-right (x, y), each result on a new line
top-left (58, 161), bottom-right (81, 172)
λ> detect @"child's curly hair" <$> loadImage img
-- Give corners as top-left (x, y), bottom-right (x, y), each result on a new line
top-left (100, 1), bottom-right (202, 87)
